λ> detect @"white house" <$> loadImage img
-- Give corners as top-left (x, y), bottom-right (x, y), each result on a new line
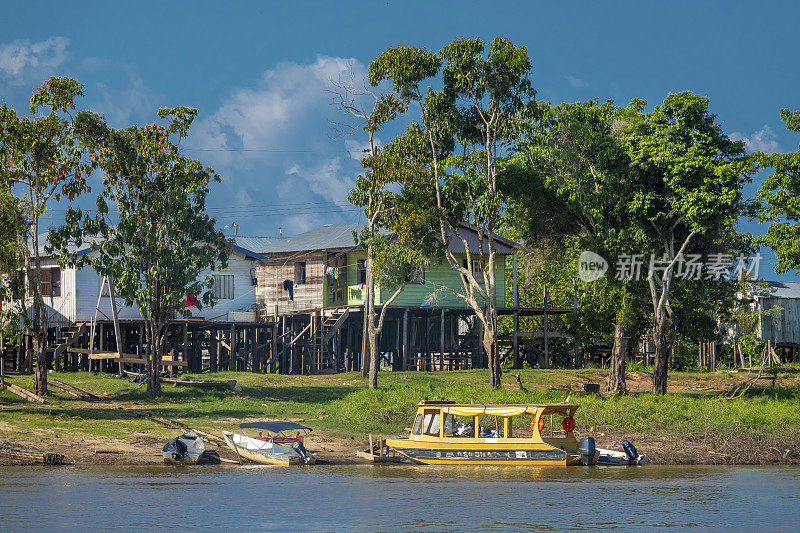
top-left (22, 235), bottom-right (276, 327)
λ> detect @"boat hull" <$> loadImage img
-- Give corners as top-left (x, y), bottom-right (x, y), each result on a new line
top-left (386, 438), bottom-right (578, 466)
top-left (222, 431), bottom-right (316, 465)
top-left (163, 433), bottom-right (206, 465)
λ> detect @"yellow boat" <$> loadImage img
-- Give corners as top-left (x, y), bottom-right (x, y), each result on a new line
top-left (385, 399), bottom-right (596, 466)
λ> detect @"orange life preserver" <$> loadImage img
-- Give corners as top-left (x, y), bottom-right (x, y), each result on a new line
top-left (532, 418), bottom-right (545, 433)
top-left (562, 416), bottom-right (576, 433)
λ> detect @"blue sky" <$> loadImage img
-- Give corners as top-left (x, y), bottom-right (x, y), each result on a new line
top-left (1, 1), bottom-right (798, 280)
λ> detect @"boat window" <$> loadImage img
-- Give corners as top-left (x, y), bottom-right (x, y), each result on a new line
top-left (443, 414), bottom-right (455, 436)
top-left (412, 414), bottom-right (423, 435)
top-left (422, 410), bottom-right (440, 436)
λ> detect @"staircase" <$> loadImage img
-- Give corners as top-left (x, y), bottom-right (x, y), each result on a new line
top-left (308, 308), bottom-right (350, 372)
top-left (53, 322), bottom-right (89, 359)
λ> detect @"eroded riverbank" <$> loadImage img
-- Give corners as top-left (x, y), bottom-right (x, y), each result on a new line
top-left (2, 369), bottom-right (799, 466)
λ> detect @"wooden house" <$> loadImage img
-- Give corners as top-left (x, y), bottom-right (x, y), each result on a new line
top-left (254, 223), bottom-right (515, 315)
top-left (17, 235), bottom-right (273, 327)
top-left (247, 223), bottom-right (561, 374)
top-left (753, 281), bottom-right (800, 363)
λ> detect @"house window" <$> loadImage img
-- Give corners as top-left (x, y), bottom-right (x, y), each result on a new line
top-left (357, 259), bottom-right (367, 285)
top-left (472, 259), bottom-right (484, 284)
top-left (30, 267), bottom-right (61, 297)
top-left (294, 262), bottom-right (306, 285)
top-left (213, 275), bottom-right (234, 299)
top-left (461, 259), bottom-right (484, 284)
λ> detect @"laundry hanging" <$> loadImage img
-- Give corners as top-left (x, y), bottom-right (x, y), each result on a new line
top-left (283, 279), bottom-right (294, 301)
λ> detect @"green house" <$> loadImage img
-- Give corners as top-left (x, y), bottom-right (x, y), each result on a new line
top-left (252, 224), bottom-right (516, 315)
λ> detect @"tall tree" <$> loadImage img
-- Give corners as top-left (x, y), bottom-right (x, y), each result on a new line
top-left (332, 81), bottom-right (407, 389)
top-left (0, 77), bottom-right (93, 396)
top-left (508, 99), bottom-right (647, 394)
top-left (619, 92), bottom-right (754, 394)
top-left (756, 109), bottom-right (800, 273)
top-left (50, 107), bottom-right (227, 395)
top-left (369, 37), bottom-right (534, 388)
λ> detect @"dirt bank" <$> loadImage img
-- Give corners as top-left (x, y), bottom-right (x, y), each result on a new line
top-left (2, 427), bottom-right (799, 467)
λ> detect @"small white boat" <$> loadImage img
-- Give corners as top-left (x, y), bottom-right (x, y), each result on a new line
top-left (222, 421), bottom-right (316, 465)
top-left (597, 440), bottom-right (646, 466)
top-left (163, 432), bottom-right (206, 465)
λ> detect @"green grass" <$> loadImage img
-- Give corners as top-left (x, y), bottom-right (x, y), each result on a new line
top-left (1, 368), bottom-right (798, 446)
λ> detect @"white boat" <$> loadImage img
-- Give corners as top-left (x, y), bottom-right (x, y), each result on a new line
top-left (163, 432), bottom-right (206, 465)
top-left (222, 421), bottom-right (316, 465)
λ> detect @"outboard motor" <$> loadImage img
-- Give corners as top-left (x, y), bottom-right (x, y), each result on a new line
top-left (579, 437), bottom-right (596, 466)
top-left (292, 441), bottom-right (311, 464)
top-left (172, 438), bottom-right (188, 462)
top-left (622, 439), bottom-right (646, 465)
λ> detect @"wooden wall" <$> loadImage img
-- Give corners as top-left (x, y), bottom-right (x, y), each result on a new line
top-left (760, 297), bottom-right (800, 344)
top-left (256, 252), bottom-right (325, 315)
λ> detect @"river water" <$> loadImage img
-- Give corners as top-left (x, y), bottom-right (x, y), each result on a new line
top-left (1, 465), bottom-right (799, 531)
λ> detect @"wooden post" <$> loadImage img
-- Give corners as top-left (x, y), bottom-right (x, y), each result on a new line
top-left (512, 252), bottom-right (519, 309)
top-left (182, 323), bottom-right (189, 374)
top-left (229, 324), bottom-right (236, 371)
top-left (439, 309), bottom-right (445, 372)
top-left (210, 330), bottom-right (218, 372)
top-left (543, 286), bottom-right (550, 369)
top-left (512, 311), bottom-right (519, 368)
top-left (271, 321), bottom-right (277, 373)
top-left (394, 316), bottom-right (401, 371)
top-left (402, 308), bottom-right (409, 371)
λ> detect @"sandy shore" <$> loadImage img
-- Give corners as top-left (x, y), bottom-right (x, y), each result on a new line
top-left (2, 427), bottom-right (798, 467)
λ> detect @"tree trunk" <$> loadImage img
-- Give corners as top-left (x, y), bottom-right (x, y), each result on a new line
top-left (145, 321), bottom-right (162, 395)
top-left (29, 222), bottom-right (49, 397)
top-left (608, 314), bottom-right (628, 395)
top-left (652, 316), bottom-right (668, 395)
top-left (483, 308), bottom-right (501, 389)
top-left (368, 319), bottom-right (378, 389)
top-left (360, 287), bottom-right (370, 378)
top-left (365, 255), bottom-right (379, 389)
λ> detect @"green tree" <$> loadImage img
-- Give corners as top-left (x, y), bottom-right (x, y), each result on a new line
top-left (368, 37), bottom-right (534, 388)
top-left (508, 99), bottom-right (648, 393)
top-left (334, 81), bottom-right (429, 388)
top-left (619, 92), bottom-right (754, 394)
top-left (757, 108), bottom-right (800, 273)
top-left (0, 77), bottom-right (94, 396)
top-left (50, 107), bottom-right (227, 395)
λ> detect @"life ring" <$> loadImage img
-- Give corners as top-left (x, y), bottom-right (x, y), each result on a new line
top-left (562, 416), bottom-right (576, 433)
top-left (531, 418), bottom-right (545, 432)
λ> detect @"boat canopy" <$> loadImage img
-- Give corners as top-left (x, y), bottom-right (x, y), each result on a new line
top-left (438, 405), bottom-right (579, 417)
top-left (239, 421), bottom-right (312, 432)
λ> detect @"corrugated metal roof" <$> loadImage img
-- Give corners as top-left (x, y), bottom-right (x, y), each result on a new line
top-left (34, 233), bottom-right (268, 262)
top-left (238, 223), bottom-right (518, 255)
top-left (761, 281), bottom-right (800, 299)
top-left (242, 224), bottom-right (362, 254)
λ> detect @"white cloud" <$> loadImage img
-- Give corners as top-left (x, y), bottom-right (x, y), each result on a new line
top-left (0, 37), bottom-right (70, 85)
top-left (281, 157), bottom-right (355, 204)
top-left (91, 67), bottom-right (161, 127)
top-left (192, 55), bottom-right (367, 170)
top-left (566, 75), bottom-right (589, 89)
top-left (188, 56), bottom-right (370, 236)
top-left (730, 125), bottom-right (781, 153)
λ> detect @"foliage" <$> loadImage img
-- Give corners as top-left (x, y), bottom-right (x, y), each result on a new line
top-left (0, 76), bottom-right (96, 395)
top-left (367, 37), bottom-right (535, 388)
top-left (757, 108), bottom-right (800, 273)
top-left (616, 92), bottom-right (755, 393)
top-left (49, 107), bottom-right (227, 395)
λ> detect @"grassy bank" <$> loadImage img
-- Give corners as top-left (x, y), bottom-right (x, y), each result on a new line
top-left (1, 368), bottom-right (799, 464)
